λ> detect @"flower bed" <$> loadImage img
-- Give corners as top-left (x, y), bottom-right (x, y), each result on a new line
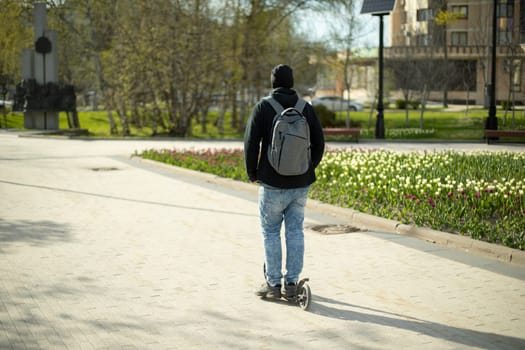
top-left (140, 148), bottom-right (525, 250)
top-left (359, 128), bottom-right (436, 138)
top-left (313, 149), bottom-right (524, 249)
top-left (140, 148), bottom-right (248, 181)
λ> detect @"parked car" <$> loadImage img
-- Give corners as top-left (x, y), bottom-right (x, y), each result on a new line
top-left (311, 96), bottom-right (364, 112)
top-left (0, 100), bottom-right (13, 109)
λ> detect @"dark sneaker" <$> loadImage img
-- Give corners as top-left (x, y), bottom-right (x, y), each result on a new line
top-left (284, 282), bottom-right (297, 299)
top-left (256, 283), bottom-right (281, 298)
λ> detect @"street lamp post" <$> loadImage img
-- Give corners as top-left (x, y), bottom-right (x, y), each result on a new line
top-left (486, 0), bottom-right (498, 131)
top-left (361, 0), bottom-right (395, 139)
top-left (375, 14), bottom-right (385, 139)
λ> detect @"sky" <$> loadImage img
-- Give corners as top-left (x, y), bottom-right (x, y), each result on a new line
top-left (297, 6), bottom-right (389, 49)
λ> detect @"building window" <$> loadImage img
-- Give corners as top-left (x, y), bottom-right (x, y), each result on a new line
top-left (498, 17), bottom-right (514, 44)
top-left (497, 0), bottom-right (514, 18)
top-left (521, 0), bottom-right (525, 44)
top-left (512, 59), bottom-right (522, 92)
top-left (497, 1), bottom-right (514, 45)
top-left (416, 34), bottom-right (432, 46)
top-left (451, 32), bottom-right (468, 46)
top-left (451, 5), bottom-right (468, 19)
top-left (417, 8), bottom-right (433, 21)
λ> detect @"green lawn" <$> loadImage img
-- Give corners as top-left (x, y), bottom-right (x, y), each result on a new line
top-left (2, 106), bottom-right (525, 141)
top-left (336, 107), bottom-right (525, 141)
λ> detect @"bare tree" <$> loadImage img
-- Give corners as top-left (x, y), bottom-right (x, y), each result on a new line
top-left (469, 5), bottom-right (493, 108)
top-left (324, 0), bottom-right (367, 128)
top-left (0, 1), bottom-right (32, 81)
top-left (3, 0), bottom-right (332, 136)
top-left (232, 0), bottom-right (315, 131)
top-left (433, 7), bottom-right (460, 108)
top-left (387, 49), bottom-right (419, 127)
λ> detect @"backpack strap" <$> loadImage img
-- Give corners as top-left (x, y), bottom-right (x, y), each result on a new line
top-left (294, 98), bottom-right (307, 113)
top-left (263, 96), bottom-right (284, 115)
top-left (265, 96), bottom-right (307, 114)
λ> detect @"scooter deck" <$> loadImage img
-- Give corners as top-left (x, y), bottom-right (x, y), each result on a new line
top-left (260, 278), bottom-right (311, 310)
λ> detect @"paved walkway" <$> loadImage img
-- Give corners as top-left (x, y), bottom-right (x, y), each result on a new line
top-left (1, 131), bottom-right (524, 349)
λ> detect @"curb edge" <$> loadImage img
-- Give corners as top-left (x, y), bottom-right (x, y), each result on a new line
top-left (133, 157), bottom-right (525, 267)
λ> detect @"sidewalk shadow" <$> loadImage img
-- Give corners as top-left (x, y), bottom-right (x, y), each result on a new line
top-left (0, 179), bottom-right (256, 218)
top-left (0, 218), bottom-right (72, 253)
top-left (310, 295), bottom-right (525, 350)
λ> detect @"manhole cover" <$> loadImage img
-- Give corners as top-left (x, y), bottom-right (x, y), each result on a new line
top-left (90, 167), bottom-right (119, 172)
top-left (309, 224), bottom-right (364, 235)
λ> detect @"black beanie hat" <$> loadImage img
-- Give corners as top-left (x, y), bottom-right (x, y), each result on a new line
top-left (271, 64), bottom-right (294, 88)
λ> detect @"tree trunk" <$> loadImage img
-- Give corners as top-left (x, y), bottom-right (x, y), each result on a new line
top-left (116, 94), bottom-right (129, 136)
top-left (200, 105), bottom-right (208, 134)
top-left (464, 84), bottom-right (470, 118)
top-left (503, 65), bottom-right (514, 127)
top-left (368, 93), bottom-right (376, 129)
top-left (403, 89), bottom-right (410, 128)
top-left (86, 0), bottom-right (117, 135)
top-left (216, 91), bottom-right (228, 136)
top-left (131, 102), bottom-right (141, 128)
top-left (419, 84), bottom-right (427, 129)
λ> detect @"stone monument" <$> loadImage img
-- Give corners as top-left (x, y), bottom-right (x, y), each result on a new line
top-left (13, 2), bottom-right (77, 130)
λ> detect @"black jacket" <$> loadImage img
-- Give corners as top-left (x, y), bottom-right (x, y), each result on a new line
top-left (244, 87), bottom-right (325, 188)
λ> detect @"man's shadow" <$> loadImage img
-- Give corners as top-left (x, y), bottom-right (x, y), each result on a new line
top-left (309, 295), bottom-right (525, 350)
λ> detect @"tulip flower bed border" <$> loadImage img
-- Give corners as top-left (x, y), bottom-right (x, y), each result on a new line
top-left (139, 148), bottom-right (525, 250)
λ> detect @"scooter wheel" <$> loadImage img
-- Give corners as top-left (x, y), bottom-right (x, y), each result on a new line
top-left (297, 283), bottom-right (311, 311)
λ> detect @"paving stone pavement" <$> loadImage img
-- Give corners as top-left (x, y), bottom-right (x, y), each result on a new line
top-left (1, 130), bottom-right (525, 349)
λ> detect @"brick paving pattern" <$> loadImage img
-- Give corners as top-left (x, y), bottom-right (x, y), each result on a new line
top-left (1, 131), bottom-right (524, 349)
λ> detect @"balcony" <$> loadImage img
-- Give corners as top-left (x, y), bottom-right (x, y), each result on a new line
top-left (386, 45), bottom-right (525, 59)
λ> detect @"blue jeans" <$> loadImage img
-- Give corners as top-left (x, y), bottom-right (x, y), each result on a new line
top-left (258, 184), bottom-right (310, 287)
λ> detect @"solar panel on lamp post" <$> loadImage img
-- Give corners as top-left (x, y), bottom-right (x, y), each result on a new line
top-left (361, 0), bottom-right (396, 139)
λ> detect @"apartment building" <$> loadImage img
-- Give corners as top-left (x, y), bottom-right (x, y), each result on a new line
top-left (387, 0), bottom-right (525, 105)
top-left (315, 48), bottom-right (378, 104)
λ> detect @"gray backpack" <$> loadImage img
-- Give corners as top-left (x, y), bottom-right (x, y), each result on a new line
top-left (264, 96), bottom-right (311, 176)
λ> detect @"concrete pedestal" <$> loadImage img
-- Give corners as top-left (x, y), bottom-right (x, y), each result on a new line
top-left (24, 111), bottom-right (59, 129)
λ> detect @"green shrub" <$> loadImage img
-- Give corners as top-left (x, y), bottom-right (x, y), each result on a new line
top-left (395, 99), bottom-right (407, 109)
top-left (313, 104), bottom-right (336, 127)
top-left (332, 117), bottom-right (361, 128)
top-left (501, 100), bottom-right (513, 110)
top-left (394, 99), bottom-right (420, 110)
top-left (410, 99), bottom-right (421, 110)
